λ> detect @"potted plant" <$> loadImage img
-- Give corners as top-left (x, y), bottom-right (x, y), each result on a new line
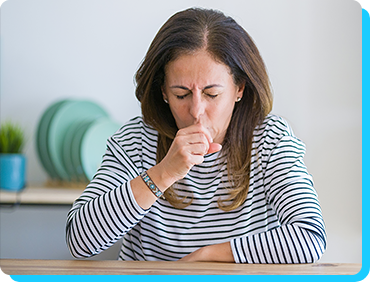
top-left (0, 121), bottom-right (27, 191)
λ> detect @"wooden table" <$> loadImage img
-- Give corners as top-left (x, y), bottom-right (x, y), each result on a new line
top-left (0, 259), bottom-right (362, 275)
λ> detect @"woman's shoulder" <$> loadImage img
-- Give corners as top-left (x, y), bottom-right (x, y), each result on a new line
top-left (110, 116), bottom-right (158, 145)
top-left (257, 114), bottom-right (295, 136)
top-left (254, 114), bottom-right (302, 146)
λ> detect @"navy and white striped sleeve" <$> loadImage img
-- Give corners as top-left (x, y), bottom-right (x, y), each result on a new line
top-left (65, 136), bottom-right (149, 258)
top-left (230, 124), bottom-right (326, 263)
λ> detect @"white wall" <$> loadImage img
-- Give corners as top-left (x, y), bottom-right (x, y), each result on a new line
top-left (0, 0), bottom-right (362, 263)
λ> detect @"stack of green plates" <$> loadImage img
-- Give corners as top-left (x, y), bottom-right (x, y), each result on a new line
top-left (36, 99), bottom-right (121, 183)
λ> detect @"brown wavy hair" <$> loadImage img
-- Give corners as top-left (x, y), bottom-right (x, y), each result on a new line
top-left (135, 8), bottom-right (273, 211)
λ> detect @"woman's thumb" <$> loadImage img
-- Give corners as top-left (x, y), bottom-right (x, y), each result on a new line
top-left (207, 143), bottom-right (222, 154)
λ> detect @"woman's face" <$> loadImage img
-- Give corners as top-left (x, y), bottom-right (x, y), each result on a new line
top-left (162, 49), bottom-right (244, 144)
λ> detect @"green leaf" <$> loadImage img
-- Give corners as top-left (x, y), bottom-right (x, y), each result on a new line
top-left (0, 121), bottom-right (25, 154)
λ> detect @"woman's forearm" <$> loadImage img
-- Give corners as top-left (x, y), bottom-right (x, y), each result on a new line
top-left (131, 163), bottom-right (176, 210)
top-left (179, 242), bottom-right (234, 262)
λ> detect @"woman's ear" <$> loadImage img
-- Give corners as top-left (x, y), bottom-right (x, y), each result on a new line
top-left (161, 86), bottom-right (169, 104)
top-left (236, 83), bottom-right (245, 101)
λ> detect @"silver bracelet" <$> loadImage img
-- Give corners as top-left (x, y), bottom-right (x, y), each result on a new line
top-left (140, 171), bottom-right (164, 199)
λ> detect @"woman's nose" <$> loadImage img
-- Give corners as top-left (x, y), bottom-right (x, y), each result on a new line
top-left (189, 93), bottom-right (205, 121)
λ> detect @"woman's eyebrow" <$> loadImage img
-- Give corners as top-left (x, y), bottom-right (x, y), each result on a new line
top-left (204, 84), bottom-right (224, 90)
top-left (169, 84), bottom-right (224, 90)
top-left (169, 85), bottom-right (189, 90)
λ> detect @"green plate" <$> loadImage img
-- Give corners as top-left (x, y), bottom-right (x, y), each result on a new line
top-left (80, 117), bottom-right (121, 180)
top-left (36, 100), bottom-right (69, 180)
top-left (70, 120), bottom-right (95, 183)
top-left (61, 120), bottom-right (87, 182)
top-left (48, 100), bottom-right (109, 181)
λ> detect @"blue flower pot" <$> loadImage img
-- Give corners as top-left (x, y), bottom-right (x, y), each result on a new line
top-left (0, 154), bottom-right (26, 191)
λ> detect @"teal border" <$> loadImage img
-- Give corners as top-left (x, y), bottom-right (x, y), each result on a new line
top-left (7, 6), bottom-right (370, 282)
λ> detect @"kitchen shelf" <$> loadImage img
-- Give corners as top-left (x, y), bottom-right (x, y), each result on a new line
top-left (0, 185), bottom-right (85, 205)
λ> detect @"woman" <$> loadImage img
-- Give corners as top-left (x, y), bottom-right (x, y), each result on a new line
top-left (66, 8), bottom-right (326, 263)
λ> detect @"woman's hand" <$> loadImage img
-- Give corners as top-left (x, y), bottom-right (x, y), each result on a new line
top-left (158, 123), bottom-right (222, 186)
top-left (179, 242), bottom-right (234, 262)
top-left (131, 123), bottom-right (221, 209)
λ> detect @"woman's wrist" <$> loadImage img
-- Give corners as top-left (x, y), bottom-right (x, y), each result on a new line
top-left (131, 163), bottom-right (177, 210)
top-left (203, 242), bottom-right (234, 262)
top-left (147, 163), bottom-right (177, 192)
top-left (179, 242), bottom-right (234, 262)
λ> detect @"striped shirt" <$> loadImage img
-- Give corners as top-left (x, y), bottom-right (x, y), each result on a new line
top-left (66, 114), bottom-right (326, 263)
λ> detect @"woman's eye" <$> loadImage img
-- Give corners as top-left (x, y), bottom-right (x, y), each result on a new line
top-left (206, 93), bottom-right (219, 99)
top-left (176, 94), bottom-right (188, 99)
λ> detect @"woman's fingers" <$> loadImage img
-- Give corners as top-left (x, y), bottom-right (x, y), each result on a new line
top-left (180, 134), bottom-right (209, 155)
top-left (160, 123), bottom-right (222, 182)
top-left (177, 124), bottom-right (222, 155)
top-left (177, 123), bottom-right (213, 143)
